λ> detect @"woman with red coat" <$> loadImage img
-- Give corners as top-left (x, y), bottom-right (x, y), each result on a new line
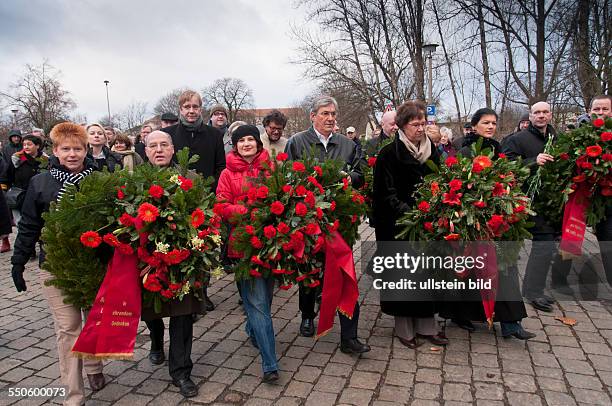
top-left (215, 125), bottom-right (279, 383)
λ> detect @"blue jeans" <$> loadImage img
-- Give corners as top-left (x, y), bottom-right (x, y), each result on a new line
top-left (238, 277), bottom-right (278, 374)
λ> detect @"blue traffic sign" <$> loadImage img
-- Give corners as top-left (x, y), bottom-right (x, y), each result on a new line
top-left (426, 105), bottom-right (436, 116)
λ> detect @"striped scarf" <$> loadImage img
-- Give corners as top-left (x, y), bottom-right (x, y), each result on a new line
top-left (49, 167), bottom-right (94, 202)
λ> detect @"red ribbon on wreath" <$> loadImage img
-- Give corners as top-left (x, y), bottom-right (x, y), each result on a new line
top-left (559, 184), bottom-right (591, 259)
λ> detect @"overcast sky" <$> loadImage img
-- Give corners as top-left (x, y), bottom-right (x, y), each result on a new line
top-left (0, 0), bottom-right (315, 122)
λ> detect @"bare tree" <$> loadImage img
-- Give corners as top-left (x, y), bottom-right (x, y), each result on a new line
top-left (0, 61), bottom-right (76, 133)
top-left (201, 78), bottom-right (255, 122)
top-left (117, 101), bottom-right (148, 133)
top-left (153, 88), bottom-right (185, 117)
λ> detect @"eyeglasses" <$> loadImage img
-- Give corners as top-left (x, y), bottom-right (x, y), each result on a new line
top-left (267, 125), bottom-right (284, 133)
top-left (146, 142), bottom-right (173, 150)
top-left (181, 104), bottom-right (201, 111)
top-left (406, 122), bottom-right (426, 129)
top-left (212, 111), bottom-right (226, 117)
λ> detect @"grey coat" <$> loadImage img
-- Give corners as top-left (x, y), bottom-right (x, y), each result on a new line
top-left (285, 127), bottom-right (365, 188)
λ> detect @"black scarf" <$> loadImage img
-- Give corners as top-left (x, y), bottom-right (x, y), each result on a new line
top-left (49, 158), bottom-right (95, 201)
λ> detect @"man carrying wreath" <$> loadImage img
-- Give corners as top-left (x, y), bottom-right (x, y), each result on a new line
top-left (285, 95), bottom-right (370, 354)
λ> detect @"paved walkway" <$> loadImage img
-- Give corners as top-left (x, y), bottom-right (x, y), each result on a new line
top-left (1, 225), bottom-right (612, 405)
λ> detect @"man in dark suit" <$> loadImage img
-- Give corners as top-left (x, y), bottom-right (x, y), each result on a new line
top-left (285, 95), bottom-right (370, 354)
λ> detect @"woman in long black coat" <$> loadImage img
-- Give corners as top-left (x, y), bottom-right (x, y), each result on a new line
top-left (372, 100), bottom-right (447, 348)
top-left (440, 107), bottom-right (535, 340)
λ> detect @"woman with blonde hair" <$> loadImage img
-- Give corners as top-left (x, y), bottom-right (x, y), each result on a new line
top-left (86, 123), bottom-right (122, 172)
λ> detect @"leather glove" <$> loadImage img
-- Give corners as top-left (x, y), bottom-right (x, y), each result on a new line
top-left (11, 264), bottom-right (27, 292)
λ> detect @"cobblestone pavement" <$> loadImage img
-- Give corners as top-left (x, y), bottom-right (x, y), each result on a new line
top-left (1, 224), bottom-right (612, 405)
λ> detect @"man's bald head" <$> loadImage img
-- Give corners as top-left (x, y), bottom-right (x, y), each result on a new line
top-left (380, 111), bottom-right (398, 137)
top-left (529, 101), bottom-right (552, 130)
top-left (145, 131), bottom-right (175, 167)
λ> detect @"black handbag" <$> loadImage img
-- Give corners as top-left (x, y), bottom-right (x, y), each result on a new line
top-left (5, 186), bottom-right (25, 209)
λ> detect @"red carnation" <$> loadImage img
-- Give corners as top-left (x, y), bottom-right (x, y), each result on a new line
top-left (137, 202), bottom-right (159, 223)
top-left (257, 186), bottom-right (269, 199)
top-left (368, 157), bottom-right (377, 167)
top-left (304, 223), bottom-right (319, 235)
top-left (442, 190), bottom-right (462, 206)
top-left (572, 174), bottom-right (587, 183)
top-left (161, 290), bottom-right (174, 299)
top-left (487, 215), bottom-right (509, 237)
top-left (119, 213), bottom-right (134, 227)
top-left (270, 201), bottom-right (285, 215)
top-left (143, 275), bottom-right (162, 292)
top-left (586, 145), bottom-right (603, 157)
top-left (603, 153), bottom-right (612, 162)
top-left (449, 179), bottom-right (463, 191)
top-left (472, 163), bottom-right (484, 173)
top-left (316, 207), bottom-right (323, 219)
top-left (444, 233), bottom-right (461, 241)
top-left (431, 181), bottom-right (440, 195)
top-left (313, 165), bottom-right (323, 176)
top-left (513, 205), bottom-right (526, 214)
top-left (277, 222), bottom-right (291, 234)
top-left (559, 152), bottom-right (570, 160)
top-left (272, 268), bottom-right (285, 275)
top-left (295, 185), bottom-right (307, 196)
top-left (352, 193), bottom-right (365, 204)
top-left (308, 280), bottom-right (320, 288)
top-left (492, 182), bottom-right (507, 197)
top-left (296, 274), bottom-right (308, 282)
top-left (424, 222), bottom-right (434, 232)
top-left (304, 191), bottom-right (316, 208)
top-left (245, 225), bottom-right (255, 235)
top-left (276, 152), bottom-right (288, 162)
top-left (191, 208), bottom-right (205, 228)
top-left (418, 201), bottom-right (430, 213)
top-left (117, 188), bottom-right (125, 200)
top-left (250, 269), bottom-right (262, 277)
top-left (103, 233), bottom-right (120, 247)
top-left (295, 202), bottom-right (308, 217)
top-left (80, 231), bottom-right (102, 248)
top-left (445, 156), bottom-right (458, 167)
top-left (342, 177), bottom-right (349, 191)
top-left (264, 225), bottom-right (277, 239)
top-left (148, 184), bottom-right (164, 199)
top-left (292, 161), bottom-right (306, 172)
top-left (593, 118), bottom-right (605, 128)
top-left (498, 153), bottom-right (506, 159)
top-left (600, 132), bottom-right (612, 142)
top-left (169, 283), bottom-right (182, 291)
top-left (178, 176), bottom-right (193, 191)
top-left (282, 185), bottom-right (293, 194)
top-left (330, 201), bottom-right (336, 211)
top-left (579, 161), bottom-right (593, 170)
top-left (279, 284), bottom-right (293, 290)
top-left (250, 236), bottom-right (264, 249)
top-left (473, 155), bottom-right (493, 169)
top-left (473, 201), bottom-right (486, 209)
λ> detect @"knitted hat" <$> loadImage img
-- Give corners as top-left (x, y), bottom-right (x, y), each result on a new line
top-left (231, 125), bottom-right (262, 147)
top-left (209, 104), bottom-right (228, 119)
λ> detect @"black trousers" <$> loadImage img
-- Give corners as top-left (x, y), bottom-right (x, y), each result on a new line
top-left (145, 315), bottom-right (193, 381)
top-left (299, 285), bottom-right (360, 340)
top-left (522, 217), bottom-right (571, 299)
top-left (595, 213), bottom-right (612, 287)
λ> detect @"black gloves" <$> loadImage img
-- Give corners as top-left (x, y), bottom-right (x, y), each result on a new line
top-left (11, 264), bottom-right (27, 292)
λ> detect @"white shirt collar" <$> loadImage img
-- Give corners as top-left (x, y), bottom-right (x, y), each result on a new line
top-left (313, 128), bottom-right (333, 150)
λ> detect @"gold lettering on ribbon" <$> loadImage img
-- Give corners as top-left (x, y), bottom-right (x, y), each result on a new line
top-left (111, 311), bottom-right (133, 317)
top-left (111, 321), bottom-right (130, 327)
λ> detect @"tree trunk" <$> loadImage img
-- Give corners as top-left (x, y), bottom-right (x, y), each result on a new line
top-left (477, 0), bottom-right (492, 108)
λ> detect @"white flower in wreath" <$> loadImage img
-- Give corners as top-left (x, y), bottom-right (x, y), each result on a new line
top-left (210, 234), bottom-right (222, 246)
top-left (169, 174), bottom-right (180, 185)
top-left (190, 236), bottom-right (205, 249)
top-left (155, 241), bottom-right (170, 254)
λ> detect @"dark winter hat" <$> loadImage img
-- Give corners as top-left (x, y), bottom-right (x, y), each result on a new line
top-left (160, 112), bottom-right (178, 122)
top-left (8, 129), bottom-right (22, 139)
top-left (519, 113), bottom-right (530, 122)
top-left (209, 104), bottom-right (228, 118)
top-left (231, 125), bottom-right (262, 147)
top-left (463, 122), bottom-right (472, 129)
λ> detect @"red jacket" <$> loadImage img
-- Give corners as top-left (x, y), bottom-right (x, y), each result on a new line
top-left (216, 149), bottom-right (271, 258)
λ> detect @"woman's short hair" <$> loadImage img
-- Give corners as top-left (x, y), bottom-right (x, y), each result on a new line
top-left (112, 133), bottom-right (133, 149)
top-left (395, 101), bottom-right (426, 128)
top-left (50, 122), bottom-right (88, 148)
top-left (22, 134), bottom-right (43, 147)
top-left (440, 126), bottom-right (453, 140)
top-left (470, 108), bottom-right (498, 127)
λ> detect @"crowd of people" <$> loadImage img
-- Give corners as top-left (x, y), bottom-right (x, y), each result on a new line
top-left (0, 90), bottom-right (610, 405)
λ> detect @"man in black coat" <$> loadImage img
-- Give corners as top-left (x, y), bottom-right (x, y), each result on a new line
top-left (285, 95), bottom-right (370, 354)
top-left (502, 101), bottom-right (570, 312)
top-left (162, 90), bottom-right (226, 312)
top-left (364, 110), bottom-right (398, 157)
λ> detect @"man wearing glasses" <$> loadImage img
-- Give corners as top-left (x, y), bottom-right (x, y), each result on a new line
top-left (162, 90), bottom-right (226, 313)
top-left (260, 109), bottom-right (288, 156)
top-left (209, 104), bottom-right (232, 154)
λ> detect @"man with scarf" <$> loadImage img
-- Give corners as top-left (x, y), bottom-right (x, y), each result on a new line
top-left (162, 90), bottom-right (226, 312)
top-left (285, 95), bottom-right (370, 354)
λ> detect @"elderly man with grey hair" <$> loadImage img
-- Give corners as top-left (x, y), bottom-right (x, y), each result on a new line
top-left (502, 101), bottom-right (571, 315)
top-left (284, 95), bottom-right (369, 354)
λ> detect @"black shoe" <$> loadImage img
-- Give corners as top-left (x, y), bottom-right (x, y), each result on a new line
top-left (149, 350), bottom-right (165, 365)
top-left (262, 371), bottom-right (279, 383)
top-left (87, 373), bottom-right (106, 391)
top-left (204, 294), bottom-right (215, 311)
top-left (505, 327), bottom-right (537, 340)
top-left (172, 377), bottom-right (198, 398)
top-left (300, 318), bottom-right (315, 337)
top-left (530, 297), bottom-right (553, 312)
top-left (419, 333), bottom-right (449, 346)
top-left (340, 338), bottom-right (371, 354)
top-left (542, 295), bottom-right (555, 305)
top-left (452, 319), bottom-right (475, 332)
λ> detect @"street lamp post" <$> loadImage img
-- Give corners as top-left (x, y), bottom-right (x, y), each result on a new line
top-left (423, 43), bottom-right (438, 105)
top-left (104, 80), bottom-right (111, 125)
top-left (10, 109), bottom-right (18, 128)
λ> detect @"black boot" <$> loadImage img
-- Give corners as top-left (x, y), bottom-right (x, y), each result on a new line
top-left (203, 287), bottom-right (215, 311)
